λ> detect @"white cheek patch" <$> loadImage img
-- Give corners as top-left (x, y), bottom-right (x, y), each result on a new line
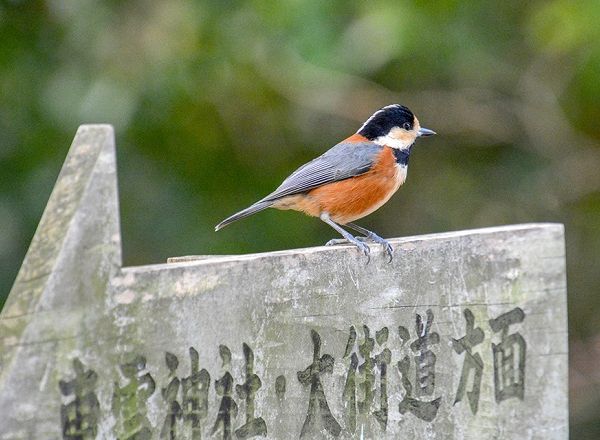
top-left (374, 134), bottom-right (413, 150)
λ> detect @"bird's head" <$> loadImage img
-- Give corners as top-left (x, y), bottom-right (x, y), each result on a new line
top-left (357, 104), bottom-right (435, 150)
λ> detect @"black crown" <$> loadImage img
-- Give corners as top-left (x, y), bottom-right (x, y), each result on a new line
top-left (358, 105), bottom-right (415, 140)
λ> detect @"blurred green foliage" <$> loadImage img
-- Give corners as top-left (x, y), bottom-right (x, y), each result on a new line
top-left (1, 0), bottom-right (599, 436)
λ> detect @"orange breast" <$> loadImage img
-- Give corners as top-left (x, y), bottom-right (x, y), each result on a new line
top-left (307, 147), bottom-right (405, 224)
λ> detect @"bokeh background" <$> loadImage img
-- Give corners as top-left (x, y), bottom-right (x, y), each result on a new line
top-left (1, 0), bottom-right (599, 436)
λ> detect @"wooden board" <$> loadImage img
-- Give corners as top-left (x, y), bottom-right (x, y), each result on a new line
top-left (0, 125), bottom-right (568, 439)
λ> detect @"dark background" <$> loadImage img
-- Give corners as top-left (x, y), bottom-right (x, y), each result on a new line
top-left (1, 1), bottom-right (598, 436)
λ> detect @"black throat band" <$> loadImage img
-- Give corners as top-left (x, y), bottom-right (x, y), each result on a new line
top-left (392, 146), bottom-right (411, 166)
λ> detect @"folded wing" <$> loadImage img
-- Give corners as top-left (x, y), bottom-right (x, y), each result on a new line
top-left (263, 140), bottom-right (383, 201)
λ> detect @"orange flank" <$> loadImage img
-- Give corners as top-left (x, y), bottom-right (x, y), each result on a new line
top-left (272, 146), bottom-right (406, 224)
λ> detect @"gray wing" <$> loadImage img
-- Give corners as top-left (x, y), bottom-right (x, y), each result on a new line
top-left (261, 141), bottom-right (383, 202)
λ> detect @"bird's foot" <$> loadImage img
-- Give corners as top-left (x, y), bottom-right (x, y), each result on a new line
top-left (325, 237), bottom-right (371, 263)
top-left (356, 233), bottom-right (394, 263)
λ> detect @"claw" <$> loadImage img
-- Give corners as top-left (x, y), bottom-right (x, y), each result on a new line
top-left (356, 240), bottom-right (371, 261)
top-left (355, 234), bottom-right (394, 262)
top-left (384, 242), bottom-right (394, 263)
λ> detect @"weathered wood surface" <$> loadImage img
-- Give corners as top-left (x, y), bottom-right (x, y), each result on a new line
top-left (0, 125), bottom-right (568, 439)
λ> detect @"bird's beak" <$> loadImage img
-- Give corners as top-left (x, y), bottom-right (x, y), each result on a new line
top-left (418, 127), bottom-right (436, 137)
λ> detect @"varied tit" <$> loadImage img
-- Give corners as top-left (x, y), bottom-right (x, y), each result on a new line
top-left (215, 104), bottom-right (435, 261)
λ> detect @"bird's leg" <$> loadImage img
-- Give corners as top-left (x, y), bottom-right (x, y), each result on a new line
top-left (346, 222), bottom-right (394, 262)
top-left (320, 213), bottom-right (370, 262)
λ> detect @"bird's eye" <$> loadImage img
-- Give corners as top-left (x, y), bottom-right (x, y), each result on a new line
top-left (402, 122), bottom-right (412, 130)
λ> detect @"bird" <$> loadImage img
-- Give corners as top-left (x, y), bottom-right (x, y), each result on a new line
top-left (215, 104), bottom-right (435, 261)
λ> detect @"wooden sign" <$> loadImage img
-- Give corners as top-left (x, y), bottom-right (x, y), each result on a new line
top-left (0, 126), bottom-right (568, 439)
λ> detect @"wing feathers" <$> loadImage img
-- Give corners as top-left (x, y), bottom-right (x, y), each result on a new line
top-left (263, 141), bottom-right (382, 201)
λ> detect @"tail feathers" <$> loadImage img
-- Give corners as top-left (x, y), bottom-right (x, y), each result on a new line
top-left (215, 200), bottom-right (274, 231)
